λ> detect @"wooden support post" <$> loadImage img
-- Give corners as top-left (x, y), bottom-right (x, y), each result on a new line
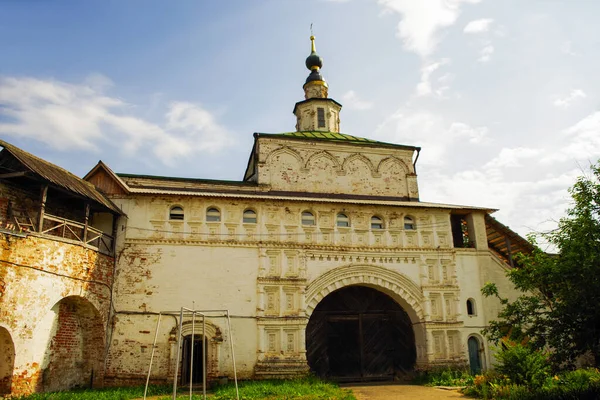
top-left (83, 203), bottom-right (90, 243)
top-left (505, 236), bottom-right (515, 268)
top-left (38, 184), bottom-right (48, 232)
top-left (111, 214), bottom-right (118, 255)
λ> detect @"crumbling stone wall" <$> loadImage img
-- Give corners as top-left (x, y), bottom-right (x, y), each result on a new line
top-left (0, 232), bottom-right (114, 396)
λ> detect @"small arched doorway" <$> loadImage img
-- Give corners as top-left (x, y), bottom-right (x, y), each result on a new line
top-left (181, 335), bottom-right (208, 385)
top-left (468, 336), bottom-right (482, 374)
top-left (0, 327), bottom-right (15, 395)
top-left (306, 286), bottom-right (416, 380)
top-left (41, 296), bottom-right (105, 392)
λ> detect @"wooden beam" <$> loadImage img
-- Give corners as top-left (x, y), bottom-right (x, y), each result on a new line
top-left (38, 184), bottom-right (48, 233)
top-left (83, 203), bottom-right (90, 243)
top-left (0, 171), bottom-right (28, 179)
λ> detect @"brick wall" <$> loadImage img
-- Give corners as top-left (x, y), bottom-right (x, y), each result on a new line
top-left (0, 232), bottom-right (114, 396)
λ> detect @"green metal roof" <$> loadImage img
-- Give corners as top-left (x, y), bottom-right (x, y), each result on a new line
top-left (255, 131), bottom-right (420, 150)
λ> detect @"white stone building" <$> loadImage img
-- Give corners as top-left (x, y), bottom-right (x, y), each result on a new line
top-left (80, 36), bottom-right (531, 385)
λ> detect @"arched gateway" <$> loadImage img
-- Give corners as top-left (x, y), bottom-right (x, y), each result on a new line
top-left (305, 265), bottom-right (425, 380)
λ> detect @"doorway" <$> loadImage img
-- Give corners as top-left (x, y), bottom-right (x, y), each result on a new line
top-left (468, 336), bottom-right (482, 374)
top-left (181, 335), bottom-right (208, 385)
top-left (306, 285), bottom-right (416, 380)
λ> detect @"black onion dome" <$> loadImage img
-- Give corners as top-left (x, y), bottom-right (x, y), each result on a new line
top-left (305, 35), bottom-right (323, 71)
top-left (305, 69), bottom-right (324, 84)
top-left (305, 52), bottom-right (323, 70)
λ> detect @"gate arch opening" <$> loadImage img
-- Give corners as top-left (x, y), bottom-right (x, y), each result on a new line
top-left (41, 296), bottom-right (105, 392)
top-left (306, 285), bottom-right (416, 380)
top-left (0, 327), bottom-right (15, 395)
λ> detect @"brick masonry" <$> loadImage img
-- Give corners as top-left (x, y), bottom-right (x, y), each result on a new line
top-left (0, 231), bottom-right (114, 396)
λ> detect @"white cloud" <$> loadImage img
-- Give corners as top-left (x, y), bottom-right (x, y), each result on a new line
top-left (341, 90), bottom-right (373, 110)
top-left (553, 89), bottom-right (586, 108)
top-left (0, 76), bottom-right (232, 165)
top-left (378, 0), bottom-right (481, 57)
top-left (463, 18), bottom-right (494, 34)
top-left (416, 58), bottom-right (451, 97)
top-left (478, 44), bottom-right (494, 62)
top-left (374, 109), bottom-right (489, 166)
top-left (483, 147), bottom-right (542, 170)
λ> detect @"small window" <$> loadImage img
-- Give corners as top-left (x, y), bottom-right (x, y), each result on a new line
top-left (371, 216), bottom-right (383, 230)
top-left (404, 216), bottom-right (416, 230)
top-left (317, 107), bottom-right (326, 128)
top-left (243, 209), bottom-right (257, 224)
top-left (169, 206), bottom-right (184, 220)
top-left (336, 213), bottom-right (349, 227)
top-left (206, 207), bottom-right (221, 222)
top-left (301, 211), bottom-right (315, 226)
top-left (467, 299), bottom-right (476, 316)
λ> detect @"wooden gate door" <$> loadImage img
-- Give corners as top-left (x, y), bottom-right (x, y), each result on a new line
top-left (306, 286), bottom-right (416, 381)
top-left (327, 315), bottom-right (361, 377)
top-left (361, 313), bottom-right (394, 378)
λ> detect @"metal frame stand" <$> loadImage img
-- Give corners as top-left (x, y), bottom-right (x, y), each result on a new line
top-left (143, 308), bottom-right (239, 400)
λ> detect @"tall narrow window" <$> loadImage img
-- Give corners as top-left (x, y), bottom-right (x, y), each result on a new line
top-left (404, 216), bottom-right (416, 230)
top-left (317, 107), bottom-right (325, 128)
top-left (371, 216), bottom-right (383, 230)
top-left (169, 206), bottom-right (184, 220)
top-left (243, 209), bottom-right (257, 224)
top-left (467, 299), bottom-right (476, 316)
top-left (301, 211), bottom-right (315, 226)
top-left (206, 207), bottom-right (221, 222)
top-left (336, 213), bottom-right (350, 227)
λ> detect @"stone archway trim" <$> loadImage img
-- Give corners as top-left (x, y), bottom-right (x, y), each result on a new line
top-left (305, 264), bottom-right (425, 320)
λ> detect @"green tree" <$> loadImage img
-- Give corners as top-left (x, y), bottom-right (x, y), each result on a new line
top-left (482, 161), bottom-right (600, 367)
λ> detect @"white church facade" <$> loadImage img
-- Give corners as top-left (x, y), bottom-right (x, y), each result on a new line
top-left (85, 36), bottom-right (526, 384)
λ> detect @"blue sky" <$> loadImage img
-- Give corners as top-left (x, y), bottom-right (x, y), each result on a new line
top-left (1, 0), bottom-right (600, 242)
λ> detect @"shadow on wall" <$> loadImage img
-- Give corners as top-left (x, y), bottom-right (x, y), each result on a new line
top-left (0, 326), bottom-right (15, 395)
top-left (40, 296), bottom-right (105, 392)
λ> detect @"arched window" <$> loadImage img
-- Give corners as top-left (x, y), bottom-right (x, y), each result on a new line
top-left (371, 216), bottom-right (383, 230)
top-left (169, 206), bottom-right (184, 220)
top-left (206, 207), bottom-right (221, 222)
top-left (301, 211), bottom-right (315, 226)
top-left (404, 216), bottom-right (416, 230)
top-left (466, 298), bottom-right (477, 316)
top-left (243, 209), bottom-right (257, 224)
top-left (336, 213), bottom-right (349, 227)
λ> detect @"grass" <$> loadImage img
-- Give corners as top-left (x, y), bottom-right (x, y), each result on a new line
top-left (12, 378), bottom-right (356, 400)
top-left (13, 385), bottom-right (172, 400)
top-left (209, 377), bottom-right (356, 400)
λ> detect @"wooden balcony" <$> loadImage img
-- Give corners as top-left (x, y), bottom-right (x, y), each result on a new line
top-left (13, 213), bottom-right (114, 256)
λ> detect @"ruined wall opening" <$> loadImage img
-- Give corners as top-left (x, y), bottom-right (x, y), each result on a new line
top-left (306, 286), bottom-right (416, 381)
top-left (41, 296), bottom-right (105, 392)
top-left (180, 335), bottom-right (208, 385)
top-left (0, 327), bottom-right (15, 395)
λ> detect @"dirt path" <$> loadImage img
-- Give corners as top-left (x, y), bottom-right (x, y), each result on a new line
top-left (345, 384), bottom-right (465, 400)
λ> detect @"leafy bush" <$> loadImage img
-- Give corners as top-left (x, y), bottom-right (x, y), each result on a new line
top-left (462, 368), bottom-right (600, 399)
top-left (494, 340), bottom-right (550, 388)
top-left (412, 366), bottom-right (474, 387)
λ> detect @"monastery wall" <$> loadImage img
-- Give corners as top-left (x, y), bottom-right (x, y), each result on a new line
top-left (107, 195), bottom-right (521, 382)
top-left (0, 232), bottom-right (113, 396)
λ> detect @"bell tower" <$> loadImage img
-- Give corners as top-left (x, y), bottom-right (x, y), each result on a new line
top-left (293, 36), bottom-right (342, 133)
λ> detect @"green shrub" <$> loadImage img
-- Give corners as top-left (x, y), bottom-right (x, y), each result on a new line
top-left (413, 366), bottom-right (474, 386)
top-left (494, 340), bottom-right (550, 388)
top-left (461, 368), bottom-right (600, 399)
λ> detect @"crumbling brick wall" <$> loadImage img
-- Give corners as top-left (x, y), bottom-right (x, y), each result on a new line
top-left (0, 232), bottom-right (114, 396)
